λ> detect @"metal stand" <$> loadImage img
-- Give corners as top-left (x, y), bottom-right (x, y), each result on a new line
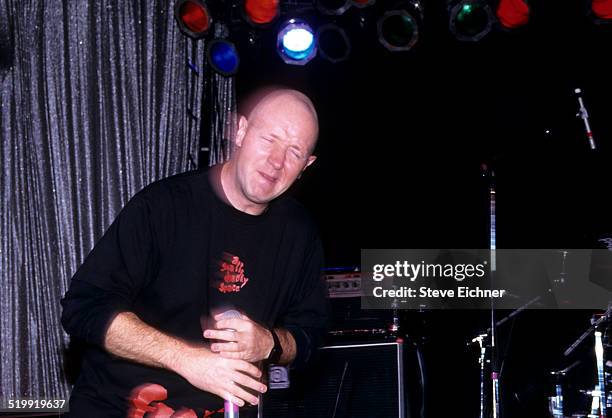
top-left (472, 334), bottom-right (488, 418)
top-left (469, 295), bottom-right (540, 418)
top-left (564, 303), bottom-right (612, 418)
top-left (467, 164), bottom-right (501, 418)
top-left (595, 330), bottom-right (606, 418)
top-left (549, 361), bottom-right (580, 418)
top-left (486, 165), bottom-right (501, 418)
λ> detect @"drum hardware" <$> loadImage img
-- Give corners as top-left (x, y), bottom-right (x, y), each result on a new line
top-left (548, 361), bottom-right (581, 418)
top-left (561, 303), bottom-right (612, 418)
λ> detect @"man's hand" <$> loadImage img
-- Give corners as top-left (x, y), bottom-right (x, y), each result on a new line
top-left (204, 313), bottom-right (274, 363)
top-left (175, 345), bottom-right (266, 407)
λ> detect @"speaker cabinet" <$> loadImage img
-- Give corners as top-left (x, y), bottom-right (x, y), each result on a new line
top-left (263, 341), bottom-right (405, 418)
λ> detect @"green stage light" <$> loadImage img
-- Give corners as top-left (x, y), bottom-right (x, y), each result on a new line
top-left (448, 0), bottom-right (494, 42)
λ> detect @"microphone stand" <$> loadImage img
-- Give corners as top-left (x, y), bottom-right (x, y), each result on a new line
top-left (485, 165), bottom-right (501, 418)
top-left (468, 295), bottom-right (541, 418)
top-left (574, 88), bottom-right (597, 150)
top-left (471, 334), bottom-right (488, 418)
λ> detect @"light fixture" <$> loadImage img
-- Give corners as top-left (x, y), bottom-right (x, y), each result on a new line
top-left (317, 0), bottom-right (352, 15)
top-left (317, 24), bottom-right (351, 63)
top-left (243, 0), bottom-right (280, 26)
top-left (592, 0), bottom-right (612, 20)
top-left (277, 19), bottom-right (317, 65)
top-left (448, 0), bottom-right (494, 42)
top-left (352, 0), bottom-right (376, 8)
top-left (377, 2), bottom-right (423, 52)
top-left (207, 40), bottom-right (240, 76)
top-left (496, 0), bottom-right (530, 29)
top-left (174, 0), bottom-right (212, 39)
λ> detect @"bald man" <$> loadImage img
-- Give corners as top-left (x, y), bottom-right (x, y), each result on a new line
top-left (61, 88), bottom-right (328, 417)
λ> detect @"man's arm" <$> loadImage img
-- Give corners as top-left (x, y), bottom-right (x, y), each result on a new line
top-left (104, 311), bottom-right (267, 407)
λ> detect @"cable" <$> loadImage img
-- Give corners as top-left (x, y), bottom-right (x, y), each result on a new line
top-left (332, 361), bottom-right (349, 418)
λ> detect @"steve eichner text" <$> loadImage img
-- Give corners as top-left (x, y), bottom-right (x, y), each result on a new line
top-left (372, 286), bottom-right (506, 299)
top-left (372, 260), bottom-right (487, 282)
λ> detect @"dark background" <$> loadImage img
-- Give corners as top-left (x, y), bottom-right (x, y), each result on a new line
top-left (230, 1), bottom-right (612, 416)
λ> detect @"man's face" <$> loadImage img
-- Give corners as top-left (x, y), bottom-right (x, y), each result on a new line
top-left (232, 95), bottom-right (317, 206)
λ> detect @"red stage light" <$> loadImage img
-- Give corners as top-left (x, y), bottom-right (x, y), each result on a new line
top-left (174, 0), bottom-right (211, 39)
top-left (592, 0), bottom-right (612, 19)
top-left (352, 0), bottom-right (375, 8)
top-left (496, 0), bottom-right (530, 29)
top-left (243, 0), bottom-right (279, 26)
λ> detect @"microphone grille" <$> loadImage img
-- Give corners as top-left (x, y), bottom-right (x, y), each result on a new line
top-left (219, 309), bottom-right (242, 319)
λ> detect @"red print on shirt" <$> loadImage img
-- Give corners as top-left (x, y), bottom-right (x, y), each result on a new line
top-left (127, 383), bottom-right (224, 417)
top-left (216, 253), bottom-right (249, 293)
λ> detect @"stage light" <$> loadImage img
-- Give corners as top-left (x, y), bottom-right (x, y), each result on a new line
top-left (377, 3), bottom-right (422, 52)
top-left (277, 19), bottom-right (317, 65)
top-left (174, 0), bottom-right (212, 39)
top-left (352, 0), bottom-right (376, 8)
top-left (207, 40), bottom-right (240, 76)
top-left (592, 0), bottom-right (612, 20)
top-left (448, 0), bottom-right (494, 42)
top-left (496, 0), bottom-right (530, 29)
top-left (243, 0), bottom-right (280, 26)
top-left (317, 24), bottom-right (351, 63)
top-left (317, 0), bottom-right (352, 15)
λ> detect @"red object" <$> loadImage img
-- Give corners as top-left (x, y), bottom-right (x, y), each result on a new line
top-left (149, 402), bottom-right (175, 417)
top-left (179, 0), bottom-right (211, 33)
top-left (244, 0), bottom-right (279, 25)
top-left (127, 383), bottom-right (168, 418)
top-left (352, 0), bottom-right (375, 8)
top-left (170, 408), bottom-right (198, 418)
top-left (593, 0), bottom-right (612, 19)
top-left (496, 0), bottom-right (530, 29)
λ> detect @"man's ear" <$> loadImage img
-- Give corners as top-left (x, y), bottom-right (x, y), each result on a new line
top-left (303, 155), bottom-right (317, 170)
top-left (235, 116), bottom-right (248, 148)
top-left (297, 155), bottom-right (316, 179)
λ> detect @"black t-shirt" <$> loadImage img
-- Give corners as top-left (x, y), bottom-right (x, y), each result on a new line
top-left (61, 169), bottom-right (328, 417)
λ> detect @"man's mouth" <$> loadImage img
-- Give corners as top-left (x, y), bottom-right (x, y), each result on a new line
top-left (258, 171), bottom-right (278, 183)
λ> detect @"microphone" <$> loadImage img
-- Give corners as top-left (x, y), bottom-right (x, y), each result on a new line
top-left (467, 333), bottom-right (488, 346)
top-left (218, 309), bottom-right (242, 326)
top-left (574, 88), bottom-right (596, 150)
top-left (218, 310), bottom-right (242, 418)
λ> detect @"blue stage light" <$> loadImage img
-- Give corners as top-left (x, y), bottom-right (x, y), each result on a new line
top-left (277, 19), bottom-right (317, 65)
top-left (207, 40), bottom-right (239, 76)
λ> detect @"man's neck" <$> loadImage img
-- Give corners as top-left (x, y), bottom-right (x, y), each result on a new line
top-left (219, 162), bottom-right (267, 216)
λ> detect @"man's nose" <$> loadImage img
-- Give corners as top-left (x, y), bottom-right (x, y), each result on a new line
top-left (267, 147), bottom-right (286, 169)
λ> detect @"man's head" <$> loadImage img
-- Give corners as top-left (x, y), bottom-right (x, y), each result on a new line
top-left (222, 87), bottom-right (319, 214)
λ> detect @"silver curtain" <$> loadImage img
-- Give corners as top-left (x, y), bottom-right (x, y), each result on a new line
top-left (208, 72), bottom-right (236, 166)
top-left (0, 0), bottom-right (207, 400)
top-left (207, 23), bottom-right (236, 166)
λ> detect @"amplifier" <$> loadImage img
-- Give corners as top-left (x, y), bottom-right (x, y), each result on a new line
top-left (325, 272), bottom-right (362, 298)
top-left (263, 341), bottom-right (405, 418)
top-left (324, 272), bottom-right (394, 343)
